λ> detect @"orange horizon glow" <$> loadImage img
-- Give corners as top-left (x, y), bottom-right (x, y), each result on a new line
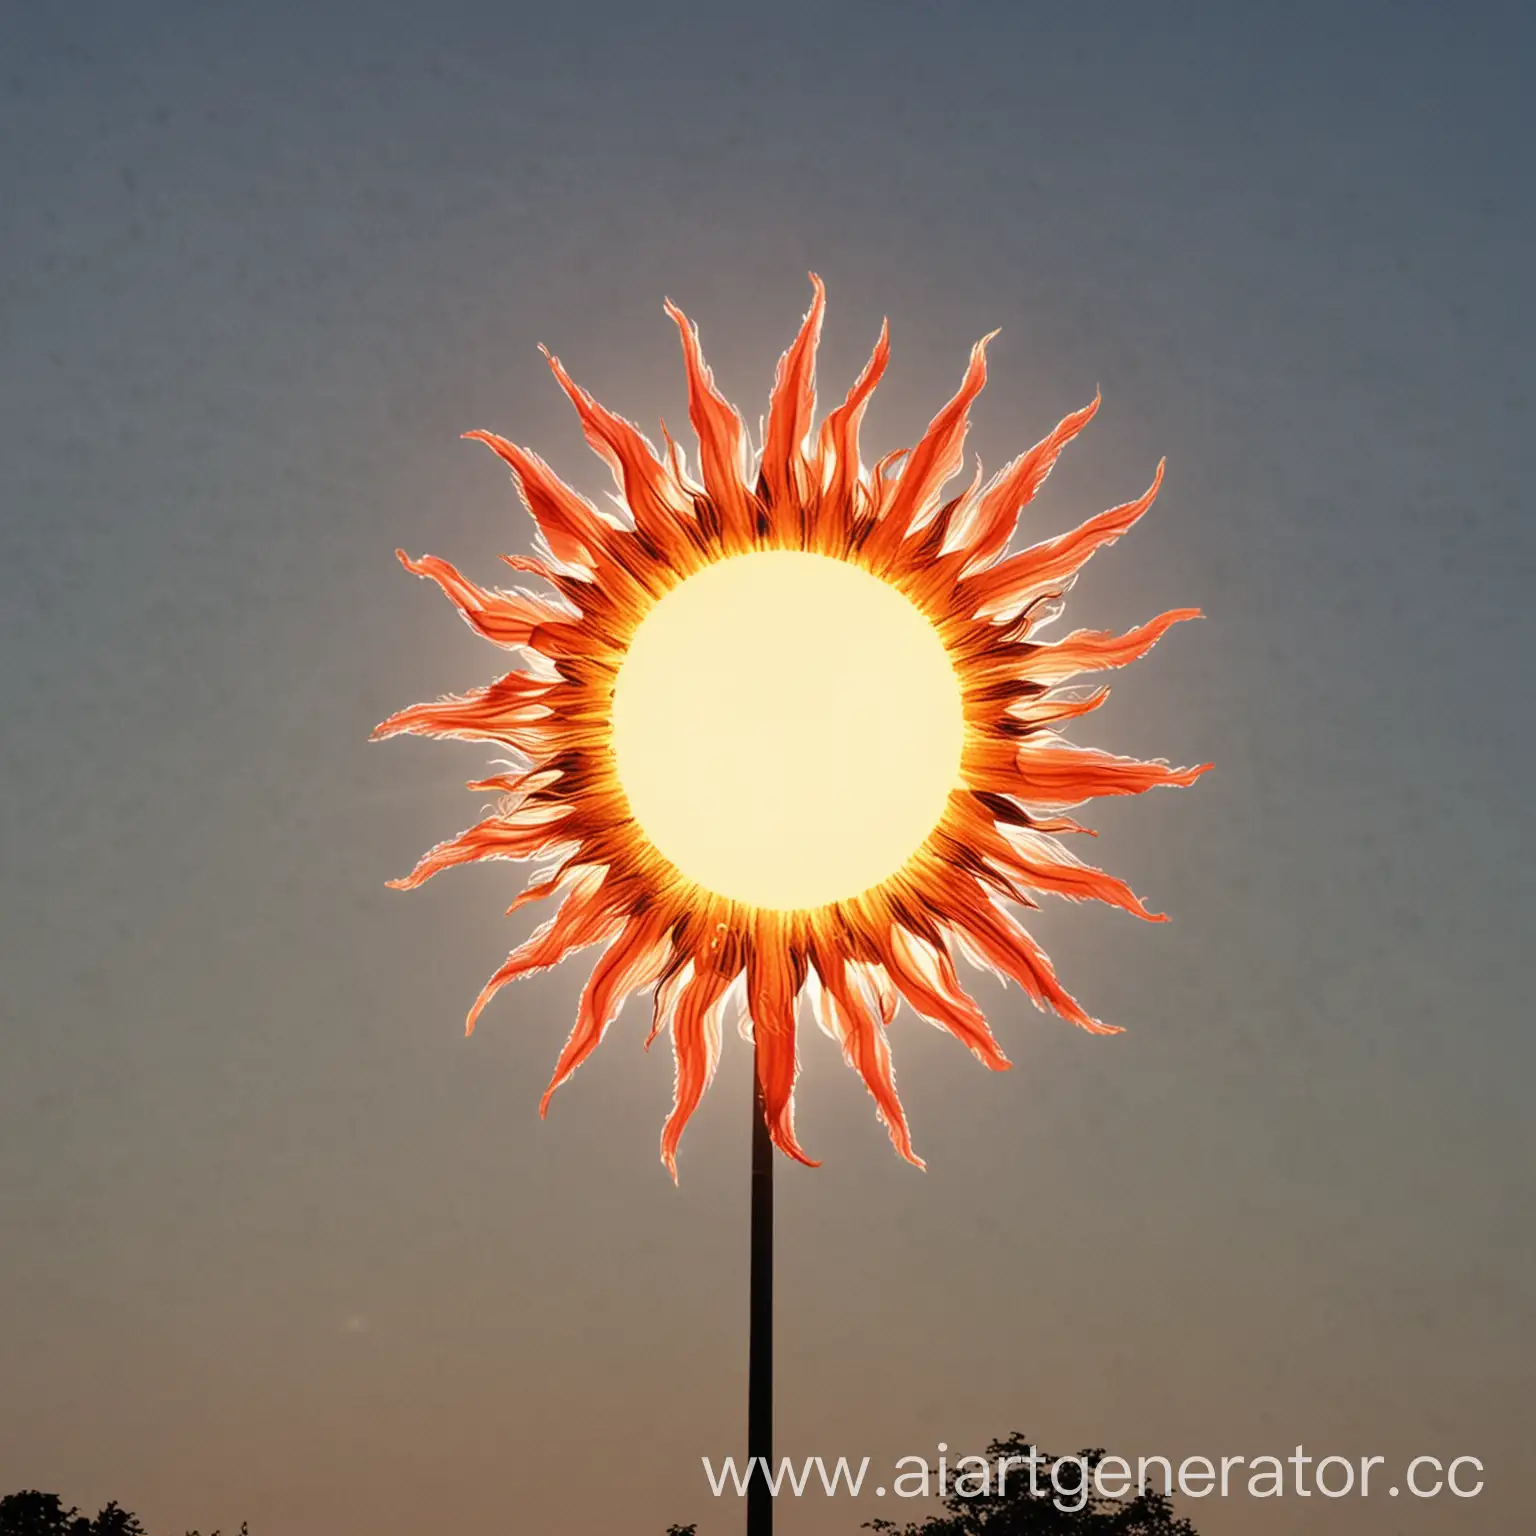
top-left (375, 276), bottom-right (1208, 1177)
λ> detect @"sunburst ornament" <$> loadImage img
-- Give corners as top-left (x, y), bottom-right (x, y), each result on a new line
top-left (376, 276), bottom-right (1207, 1177)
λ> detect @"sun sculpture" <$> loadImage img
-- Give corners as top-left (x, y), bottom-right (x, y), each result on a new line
top-left (376, 276), bottom-right (1207, 1177)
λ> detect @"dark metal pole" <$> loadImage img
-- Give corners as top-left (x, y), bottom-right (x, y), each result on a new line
top-left (747, 1051), bottom-right (774, 1536)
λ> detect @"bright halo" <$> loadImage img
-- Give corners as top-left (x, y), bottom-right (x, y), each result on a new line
top-left (611, 550), bottom-right (965, 912)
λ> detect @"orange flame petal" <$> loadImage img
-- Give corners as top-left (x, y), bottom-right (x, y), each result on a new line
top-left (660, 965), bottom-right (734, 1180)
top-left (952, 392), bottom-right (1102, 574)
top-left (541, 347), bottom-right (698, 568)
top-left (1013, 737), bottom-right (1213, 807)
top-left (952, 895), bottom-right (1116, 1035)
top-left (813, 317), bottom-right (890, 550)
top-left (965, 459), bottom-right (1166, 618)
top-left (813, 952), bottom-right (923, 1169)
top-left (745, 923), bottom-right (818, 1166)
top-left (465, 872), bottom-right (621, 1035)
top-left (864, 332), bottom-right (995, 567)
top-left (665, 299), bottom-right (758, 551)
top-left (1021, 607), bottom-right (1204, 688)
top-left (759, 273), bottom-right (826, 520)
top-left (541, 911), bottom-right (674, 1115)
top-left (394, 549), bottom-right (572, 649)
top-left (881, 923), bottom-right (1010, 1070)
top-left (463, 430), bottom-right (615, 573)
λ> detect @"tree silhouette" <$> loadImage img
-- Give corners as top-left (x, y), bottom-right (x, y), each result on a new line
top-left (83, 1508), bottom-right (142, 1536)
top-left (864, 1435), bottom-right (1199, 1535)
top-left (0, 1495), bottom-right (143, 1536)
top-left (0, 1493), bottom-right (89, 1536)
top-left (0, 1493), bottom-right (242, 1536)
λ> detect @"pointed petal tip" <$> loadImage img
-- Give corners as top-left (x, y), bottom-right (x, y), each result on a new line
top-left (1155, 606), bottom-right (1205, 632)
top-left (464, 984), bottom-right (498, 1037)
top-left (958, 330), bottom-right (998, 384)
top-left (1081, 1018), bottom-right (1126, 1036)
top-left (769, 1125), bottom-right (822, 1169)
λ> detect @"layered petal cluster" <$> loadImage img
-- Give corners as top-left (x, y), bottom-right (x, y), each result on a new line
top-left (376, 277), bottom-right (1208, 1175)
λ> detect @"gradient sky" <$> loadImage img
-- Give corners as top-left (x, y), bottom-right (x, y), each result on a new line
top-left (2, 3), bottom-right (1532, 1533)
